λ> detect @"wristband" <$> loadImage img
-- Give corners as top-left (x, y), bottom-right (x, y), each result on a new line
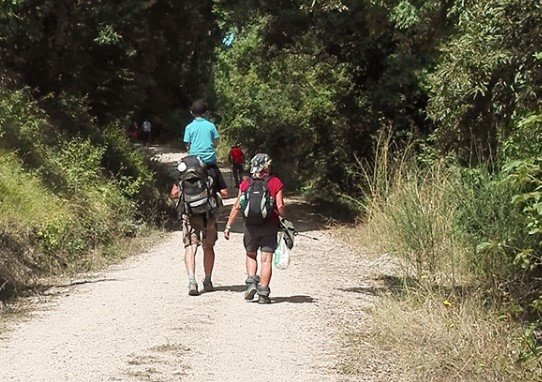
top-left (225, 225), bottom-right (231, 231)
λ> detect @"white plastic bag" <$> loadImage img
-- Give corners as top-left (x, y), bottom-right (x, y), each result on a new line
top-left (274, 232), bottom-right (291, 270)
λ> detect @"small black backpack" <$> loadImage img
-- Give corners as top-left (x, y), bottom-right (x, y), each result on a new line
top-left (242, 177), bottom-right (273, 224)
top-left (176, 156), bottom-right (217, 218)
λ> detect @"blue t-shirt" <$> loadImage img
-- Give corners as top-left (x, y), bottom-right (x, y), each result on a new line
top-left (183, 117), bottom-right (219, 164)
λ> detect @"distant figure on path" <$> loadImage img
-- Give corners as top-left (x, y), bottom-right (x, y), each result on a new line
top-left (127, 121), bottom-right (139, 140)
top-left (142, 118), bottom-right (152, 144)
top-left (228, 143), bottom-right (245, 188)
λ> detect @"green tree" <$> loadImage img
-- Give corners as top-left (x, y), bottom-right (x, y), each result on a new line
top-left (0, 0), bottom-right (218, 135)
top-left (427, 0), bottom-right (542, 163)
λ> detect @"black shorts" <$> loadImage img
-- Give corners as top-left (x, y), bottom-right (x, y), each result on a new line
top-left (206, 164), bottom-right (227, 192)
top-left (243, 221), bottom-right (279, 253)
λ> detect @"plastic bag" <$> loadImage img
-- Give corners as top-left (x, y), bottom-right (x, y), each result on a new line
top-left (273, 231), bottom-right (291, 270)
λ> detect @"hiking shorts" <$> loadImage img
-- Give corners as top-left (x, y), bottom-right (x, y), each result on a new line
top-left (182, 214), bottom-right (218, 248)
top-left (243, 221), bottom-right (279, 254)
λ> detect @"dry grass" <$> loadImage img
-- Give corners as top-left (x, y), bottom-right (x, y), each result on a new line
top-left (150, 342), bottom-right (190, 355)
top-left (336, 219), bottom-right (541, 381)
top-left (338, 131), bottom-right (542, 381)
top-left (0, 300), bottom-right (32, 335)
top-left (124, 343), bottom-right (191, 381)
top-left (362, 293), bottom-right (539, 382)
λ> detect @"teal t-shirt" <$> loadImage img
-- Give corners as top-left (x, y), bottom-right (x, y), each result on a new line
top-left (183, 117), bottom-right (219, 164)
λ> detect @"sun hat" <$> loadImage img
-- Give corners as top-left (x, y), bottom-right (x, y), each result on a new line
top-left (249, 153), bottom-right (271, 174)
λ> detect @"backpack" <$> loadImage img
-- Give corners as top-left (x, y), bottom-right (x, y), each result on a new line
top-left (176, 156), bottom-right (217, 218)
top-left (242, 177), bottom-right (273, 224)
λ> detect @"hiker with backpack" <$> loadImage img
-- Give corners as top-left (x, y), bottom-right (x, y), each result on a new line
top-left (228, 143), bottom-right (244, 188)
top-left (170, 155), bottom-right (227, 296)
top-left (173, 99), bottom-right (228, 296)
top-left (223, 153), bottom-right (286, 304)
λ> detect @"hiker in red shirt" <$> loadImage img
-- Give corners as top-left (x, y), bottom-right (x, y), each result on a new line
top-left (228, 143), bottom-right (244, 188)
top-left (223, 153), bottom-right (286, 304)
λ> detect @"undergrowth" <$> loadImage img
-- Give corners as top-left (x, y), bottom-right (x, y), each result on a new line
top-left (345, 124), bottom-right (542, 381)
top-left (0, 86), bottom-right (173, 300)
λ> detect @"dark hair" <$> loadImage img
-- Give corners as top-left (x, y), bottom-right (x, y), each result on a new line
top-left (190, 99), bottom-right (208, 116)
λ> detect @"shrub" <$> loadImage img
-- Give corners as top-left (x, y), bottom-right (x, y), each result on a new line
top-left (361, 133), bottom-right (469, 286)
top-left (0, 86), bottom-right (169, 298)
top-left (360, 120), bottom-right (542, 372)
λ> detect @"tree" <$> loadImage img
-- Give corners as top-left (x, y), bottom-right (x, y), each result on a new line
top-left (426, 0), bottom-right (542, 163)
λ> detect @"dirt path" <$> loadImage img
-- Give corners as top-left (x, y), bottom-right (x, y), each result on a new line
top-left (0, 146), bottom-right (386, 382)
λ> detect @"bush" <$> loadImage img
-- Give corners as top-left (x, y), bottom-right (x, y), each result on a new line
top-left (0, 86), bottom-right (168, 299)
top-left (360, 124), bottom-right (542, 372)
top-left (361, 133), bottom-right (468, 286)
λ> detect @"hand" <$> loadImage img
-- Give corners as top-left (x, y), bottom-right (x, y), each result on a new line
top-left (224, 227), bottom-right (231, 240)
top-left (170, 183), bottom-right (180, 198)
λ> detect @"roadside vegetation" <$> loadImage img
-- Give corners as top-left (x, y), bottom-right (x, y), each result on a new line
top-left (0, 1), bottom-right (216, 300)
top-left (351, 123), bottom-right (542, 381)
top-left (0, 0), bottom-right (540, 380)
top-left (212, 1), bottom-right (541, 380)
top-left (0, 87), bottom-right (172, 299)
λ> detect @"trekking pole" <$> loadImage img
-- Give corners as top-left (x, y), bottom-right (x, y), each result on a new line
top-left (294, 231), bottom-right (319, 241)
top-left (279, 217), bottom-right (320, 241)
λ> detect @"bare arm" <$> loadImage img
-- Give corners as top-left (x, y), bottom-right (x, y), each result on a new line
top-left (275, 189), bottom-right (286, 217)
top-left (224, 188), bottom-right (242, 240)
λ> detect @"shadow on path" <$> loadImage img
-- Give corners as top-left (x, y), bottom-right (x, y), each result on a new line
top-left (340, 286), bottom-right (388, 297)
top-left (213, 285), bottom-right (246, 293)
top-left (271, 295), bottom-right (315, 304)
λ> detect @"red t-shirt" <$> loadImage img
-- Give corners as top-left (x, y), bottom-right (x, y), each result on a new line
top-left (229, 147), bottom-right (244, 164)
top-left (240, 176), bottom-right (283, 221)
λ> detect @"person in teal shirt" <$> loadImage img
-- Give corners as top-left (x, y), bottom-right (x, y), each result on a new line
top-left (183, 99), bottom-right (219, 164)
top-left (179, 99), bottom-right (228, 296)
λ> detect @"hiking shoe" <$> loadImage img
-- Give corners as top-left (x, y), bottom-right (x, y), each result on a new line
top-left (245, 283), bottom-right (257, 300)
top-left (244, 276), bottom-right (259, 300)
top-left (203, 278), bottom-right (214, 292)
top-left (257, 284), bottom-right (271, 304)
top-left (188, 281), bottom-right (199, 296)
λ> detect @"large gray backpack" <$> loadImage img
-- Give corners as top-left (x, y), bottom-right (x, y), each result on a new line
top-left (176, 156), bottom-right (217, 218)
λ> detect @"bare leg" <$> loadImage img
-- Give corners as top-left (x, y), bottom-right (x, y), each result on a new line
top-left (184, 244), bottom-right (197, 278)
top-left (259, 251), bottom-right (273, 287)
top-left (246, 251), bottom-right (258, 277)
top-left (185, 244), bottom-right (200, 295)
top-left (202, 246), bottom-right (215, 279)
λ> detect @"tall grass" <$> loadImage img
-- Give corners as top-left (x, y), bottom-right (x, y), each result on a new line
top-left (361, 131), bottom-right (529, 294)
top-left (361, 134), bottom-right (470, 288)
top-left (0, 152), bottom-right (69, 291)
top-left (351, 129), bottom-right (542, 381)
